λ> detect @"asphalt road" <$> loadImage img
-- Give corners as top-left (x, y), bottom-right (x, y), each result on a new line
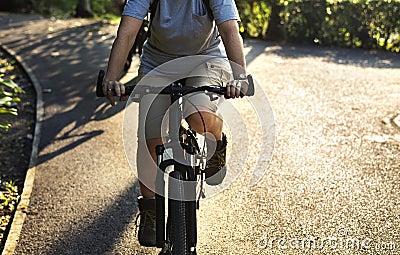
top-left (0, 12), bottom-right (399, 255)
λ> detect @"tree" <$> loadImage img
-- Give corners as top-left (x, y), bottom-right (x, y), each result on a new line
top-left (76, 0), bottom-right (94, 18)
top-left (263, 0), bottom-right (285, 41)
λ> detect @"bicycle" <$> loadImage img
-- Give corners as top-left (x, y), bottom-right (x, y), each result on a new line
top-left (96, 70), bottom-right (254, 255)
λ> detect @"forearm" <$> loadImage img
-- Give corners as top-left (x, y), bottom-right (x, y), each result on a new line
top-left (218, 20), bottom-right (247, 78)
top-left (105, 16), bottom-right (142, 81)
top-left (105, 35), bottom-right (133, 81)
top-left (102, 16), bottom-right (142, 105)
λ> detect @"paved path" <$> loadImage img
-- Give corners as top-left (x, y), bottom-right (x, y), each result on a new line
top-left (1, 12), bottom-right (400, 255)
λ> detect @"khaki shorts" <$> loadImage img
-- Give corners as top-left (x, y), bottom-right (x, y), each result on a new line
top-left (137, 59), bottom-right (232, 140)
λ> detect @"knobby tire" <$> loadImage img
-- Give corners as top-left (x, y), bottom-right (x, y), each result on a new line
top-left (169, 170), bottom-right (187, 255)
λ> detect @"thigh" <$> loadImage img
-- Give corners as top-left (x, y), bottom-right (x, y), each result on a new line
top-left (183, 58), bottom-right (231, 117)
top-left (138, 94), bottom-right (170, 140)
top-left (137, 72), bottom-right (171, 140)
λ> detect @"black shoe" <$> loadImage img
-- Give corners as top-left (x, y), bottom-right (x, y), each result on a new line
top-left (205, 133), bottom-right (227, 186)
top-left (136, 196), bottom-right (156, 247)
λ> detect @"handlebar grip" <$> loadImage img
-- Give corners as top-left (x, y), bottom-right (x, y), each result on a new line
top-left (245, 74), bottom-right (255, 96)
top-left (96, 70), bottom-right (105, 97)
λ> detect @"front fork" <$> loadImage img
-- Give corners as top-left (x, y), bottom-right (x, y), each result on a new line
top-left (155, 143), bottom-right (198, 251)
top-left (155, 144), bottom-right (166, 249)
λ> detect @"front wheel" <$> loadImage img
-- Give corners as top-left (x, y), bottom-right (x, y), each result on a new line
top-left (169, 170), bottom-right (187, 255)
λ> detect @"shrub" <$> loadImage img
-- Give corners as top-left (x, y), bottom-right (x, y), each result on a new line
top-left (236, 0), bottom-right (271, 38)
top-left (236, 0), bottom-right (400, 52)
top-left (0, 59), bottom-right (24, 132)
top-left (0, 180), bottom-right (20, 242)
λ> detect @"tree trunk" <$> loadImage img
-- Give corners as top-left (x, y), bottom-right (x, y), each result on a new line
top-left (76, 0), bottom-right (94, 18)
top-left (263, 0), bottom-right (285, 42)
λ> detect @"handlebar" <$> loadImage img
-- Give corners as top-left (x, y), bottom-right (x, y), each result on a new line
top-left (96, 70), bottom-right (255, 98)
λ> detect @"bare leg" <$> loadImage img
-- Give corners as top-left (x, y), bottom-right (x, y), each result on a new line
top-left (137, 138), bottom-right (162, 198)
top-left (138, 111), bottom-right (222, 197)
top-left (186, 110), bottom-right (222, 139)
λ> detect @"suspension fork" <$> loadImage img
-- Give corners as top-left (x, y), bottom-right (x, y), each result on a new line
top-left (185, 143), bottom-right (198, 249)
top-left (155, 144), bottom-right (166, 248)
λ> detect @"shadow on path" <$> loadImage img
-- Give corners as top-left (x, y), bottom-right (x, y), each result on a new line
top-left (1, 18), bottom-right (130, 165)
top-left (45, 181), bottom-right (141, 255)
top-left (246, 39), bottom-right (400, 69)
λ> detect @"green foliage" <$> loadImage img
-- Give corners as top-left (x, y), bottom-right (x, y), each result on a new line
top-left (237, 0), bottom-right (271, 38)
top-left (91, 0), bottom-right (121, 17)
top-left (0, 59), bottom-right (24, 132)
top-left (0, 180), bottom-right (19, 241)
top-left (1, 0), bottom-right (122, 18)
top-left (236, 0), bottom-right (400, 52)
top-left (0, 180), bottom-right (19, 214)
top-left (29, 0), bottom-right (77, 17)
top-left (4, 0), bottom-right (399, 52)
top-left (283, 0), bottom-right (328, 44)
top-left (283, 0), bottom-right (400, 52)
top-left (29, 0), bottom-right (121, 18)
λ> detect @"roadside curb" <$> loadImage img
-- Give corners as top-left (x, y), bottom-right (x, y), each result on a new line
top-left (0, 44), bottom-right (43, 255)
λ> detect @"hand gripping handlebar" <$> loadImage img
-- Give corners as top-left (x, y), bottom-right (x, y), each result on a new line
top-left (96, 70), bottom-right (255, 98)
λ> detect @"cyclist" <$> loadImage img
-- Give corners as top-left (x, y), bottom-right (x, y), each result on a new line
top-left (102, 0), bottom-right (248, 247)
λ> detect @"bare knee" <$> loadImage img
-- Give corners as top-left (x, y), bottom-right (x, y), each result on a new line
top-left (186, 111), bottom-right (221, 134)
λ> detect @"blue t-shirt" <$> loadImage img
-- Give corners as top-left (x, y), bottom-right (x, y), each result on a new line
top-left (122, 0), bottom-right (240, 73)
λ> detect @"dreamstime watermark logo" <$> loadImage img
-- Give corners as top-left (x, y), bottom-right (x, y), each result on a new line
top-left (257, 228), bottom-right (397, 252)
